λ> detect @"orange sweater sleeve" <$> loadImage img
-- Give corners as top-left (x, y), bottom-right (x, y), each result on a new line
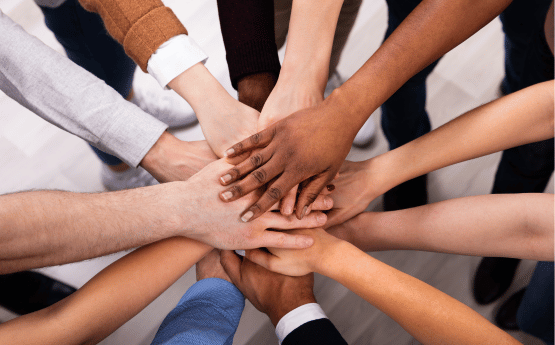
top-left (78, 0), bottom-right (188, 72)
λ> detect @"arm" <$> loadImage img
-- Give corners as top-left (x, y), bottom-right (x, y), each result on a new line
top-left (0, 11), bottom-right (167, 169)
top-left (0, 160), bottom-right (330, 274)
top-left (219, 250), bottom-right (347, 345)
top-left (216, 0), bottom-right (514, 220)
top-left (326, 80), bottom-right (555, 226)
top-left (0, 237), bottom-right (211, 345)
top-left (330, 194), bottom-right (554, 261)
top-left (246, 229), bottom-right (522, 345)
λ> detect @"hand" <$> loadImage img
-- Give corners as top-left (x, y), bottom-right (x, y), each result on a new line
top-left (220, 250), bottom-right (316, 326)
top-left (219, 99), bottom-right (358, 222)
top-left (167, 63), bottom-right (260, 158)
top-left (236, 72), bottom-right (277, 112)
top-left (324, 159), bottom-right (385, 228)
top-left (141, 132), bottom-right (219, 183)
top-left (196, 249), bottom-right (232, 283)
top-left (258, 78), bottom-right (325, 216)
top-left (245, 228), bottom-right (343, 276)
top-left (178, 159), bottom-right (333, 250)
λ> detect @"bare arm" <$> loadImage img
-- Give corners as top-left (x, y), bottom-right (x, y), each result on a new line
top-left (246, 228), bottom-right (522, 345)
top-left (330, 193), bottom-right (554, 261)
top-left (0, 237), bottom-right (211, 345)
top-left (327, 80), bottom-right (555, 226)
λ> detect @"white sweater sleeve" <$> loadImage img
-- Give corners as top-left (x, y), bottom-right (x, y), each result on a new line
top-left (0, 11), bottom-right (168, 167)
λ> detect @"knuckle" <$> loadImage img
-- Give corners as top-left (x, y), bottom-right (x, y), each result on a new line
top-left (252, 169), bottom-right (267, 184)
top-left (305, 192), bottom-right (318, 203)
top-left (234, 142), bottom-right (244, 152)
top-left (231, 185), bottom-right (244, 197)
top-left (267, 187), bottom-right (282, 200)
top-left (250, 154), bottom-right (263, 168)
top-left (230, 168), bottom-right (241, 179)
top-left (250, 133), bottom-right (261, 145)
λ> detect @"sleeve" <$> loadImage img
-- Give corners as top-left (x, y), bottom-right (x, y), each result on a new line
top-left (216, 0), bottom-right (281, 89)
top-left (0, 11), bottom-right (168, 168)
top-left (282, 317), bottom-right (347, 345)
top-left (150, 278), bottom-right (245, 345)
top-left (77, 0), bottom-right (187, 72)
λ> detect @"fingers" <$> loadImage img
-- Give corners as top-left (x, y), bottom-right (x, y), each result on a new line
top-left (254, 230), bottom-right (314, 249)
top-left (310, 194), bottom-right (334, 211)
top-left (280, 185), bottom-right (298, 215)
top-left (220, 149), bottom-right (273, 187)
top-left (240, 175), bottom-right (297, 222)
top-left (223, 127), bottom-right (275, 158)
top-left (244, 249), bottom-right (277, 272)
top-left (220, 250), bottom-right (243, 286)
top-left (296, 174), bottom-right (333, 220)
top-left (261, 211), bottom-right (327, 230)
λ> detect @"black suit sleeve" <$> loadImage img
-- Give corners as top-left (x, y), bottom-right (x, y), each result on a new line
top-left (282, 318), bottom-right (348, 345)
top-left (216, 0), bottom-right (281, 89)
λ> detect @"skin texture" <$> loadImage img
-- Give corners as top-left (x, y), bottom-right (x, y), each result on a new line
top-left (219, 0), bottom-right (513, 221)
top-left (246, 228), bottom-right (522, 345)
top-left (329, 193), bottom-right (555, 261)
top-left (0, 159), bottom-right (333, 274)
top-left (140, 132), bottom-right (219, 183)
top-left (256, 0), bottom-right (344, 216)
top-left (326, 80), bottom-right (555, 227)
top-left (220, 250), bottom-right (316, 327)
top-left (0, 237), bottom-right (212, 345)
top-left (167, 63), bottom-right (259, 158)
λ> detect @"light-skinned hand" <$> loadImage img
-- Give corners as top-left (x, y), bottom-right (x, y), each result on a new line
top-left (179, 160), bottom-right (333, 250)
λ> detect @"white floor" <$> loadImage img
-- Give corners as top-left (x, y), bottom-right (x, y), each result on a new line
top-left (0, 0), bottom-right (553, 344)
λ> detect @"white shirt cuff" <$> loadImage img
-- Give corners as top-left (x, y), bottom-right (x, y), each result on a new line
top-left (275, 303), bottom-right (328, 344)
top-left (147, 34), bottom-right (208, 89)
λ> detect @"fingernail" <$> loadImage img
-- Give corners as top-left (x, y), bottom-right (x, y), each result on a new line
top-left (324, 196), bottom-right (333, 208)
top-left (284, 206), bottom-right (293, 215)
top-left (241, 211), bottom-right (254, 222)
top-left (301, 237), bottom-right (314, 247)
top-left (301, 206), bottom-right (307, 219)
top-left (317, 213), bottom-right (327, 224)
top-left (221, 191), bottom-right (233, 201)
top-left (224, 148), bottom-right (235, 157)
top-left (220, 174), bottom-right (232, 184)
top-left (327, 184), bottom-right (335, 192)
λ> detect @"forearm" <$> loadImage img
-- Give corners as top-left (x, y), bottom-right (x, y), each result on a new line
top-left (328, 0), bottom-right (512, 128)
top-left (367, 80), bottom-right (555, 195)
top-left (344, 194), bottom-right (554, 261)
top-left (0, 237), bottom-right (211, 345)
top-left (278, 0), bottom-right (344, 91)
top-left (168, 64), bottom-right (259, 156)
top-left (0, 12), bottom-right (167, 168)
top-left (0, 185), bottom-right (186, 273)
top-left (320, 242), bottom-right (520, 344)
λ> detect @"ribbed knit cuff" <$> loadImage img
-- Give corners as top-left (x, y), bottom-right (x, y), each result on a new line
top-left (226, 39), bottom-right (281, 90)
top-left (123, 7), bottom-right (188, 72)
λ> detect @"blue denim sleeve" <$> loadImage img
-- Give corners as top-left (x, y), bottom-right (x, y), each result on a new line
top-left (150, 278), bottom-right (245, 345)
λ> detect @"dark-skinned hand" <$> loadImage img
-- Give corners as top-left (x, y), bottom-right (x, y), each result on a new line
top-left (220, 250), bottom-right (316, 326)
top-left (218, 99), bottom-right (358, 222)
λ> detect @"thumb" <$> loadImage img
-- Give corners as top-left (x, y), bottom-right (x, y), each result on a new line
top-left (220, 250), bottom-right (243, 286)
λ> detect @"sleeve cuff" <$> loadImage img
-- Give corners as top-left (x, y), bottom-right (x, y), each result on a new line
top-left (147, 34), bottom-right (208, 89)
top-left (275, 303), bottom-right (328, 344)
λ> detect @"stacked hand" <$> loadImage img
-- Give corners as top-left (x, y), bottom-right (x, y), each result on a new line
top-left (220, 250), bottom-right (316, 326)
top-left (177, 159), bottom-right (333, 250)
top-left (219, 99), bottom-right (357, 222)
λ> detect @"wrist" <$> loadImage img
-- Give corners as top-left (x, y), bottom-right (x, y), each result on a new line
top-left (237, 72), bottom-right (277, 112)
top-left (140, 131), bottom-right (172, 174)
top-left (267, 293), bottom-right (317, 327)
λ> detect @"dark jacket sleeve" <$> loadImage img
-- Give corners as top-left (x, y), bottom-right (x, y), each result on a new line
top-left (216, 0), bottom-right (281, 89)
top-left (282, 318), bottom-right (348, 345)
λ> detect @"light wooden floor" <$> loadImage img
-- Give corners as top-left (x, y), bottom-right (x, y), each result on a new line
top-left (0, 0), bottom-right (553, 344)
